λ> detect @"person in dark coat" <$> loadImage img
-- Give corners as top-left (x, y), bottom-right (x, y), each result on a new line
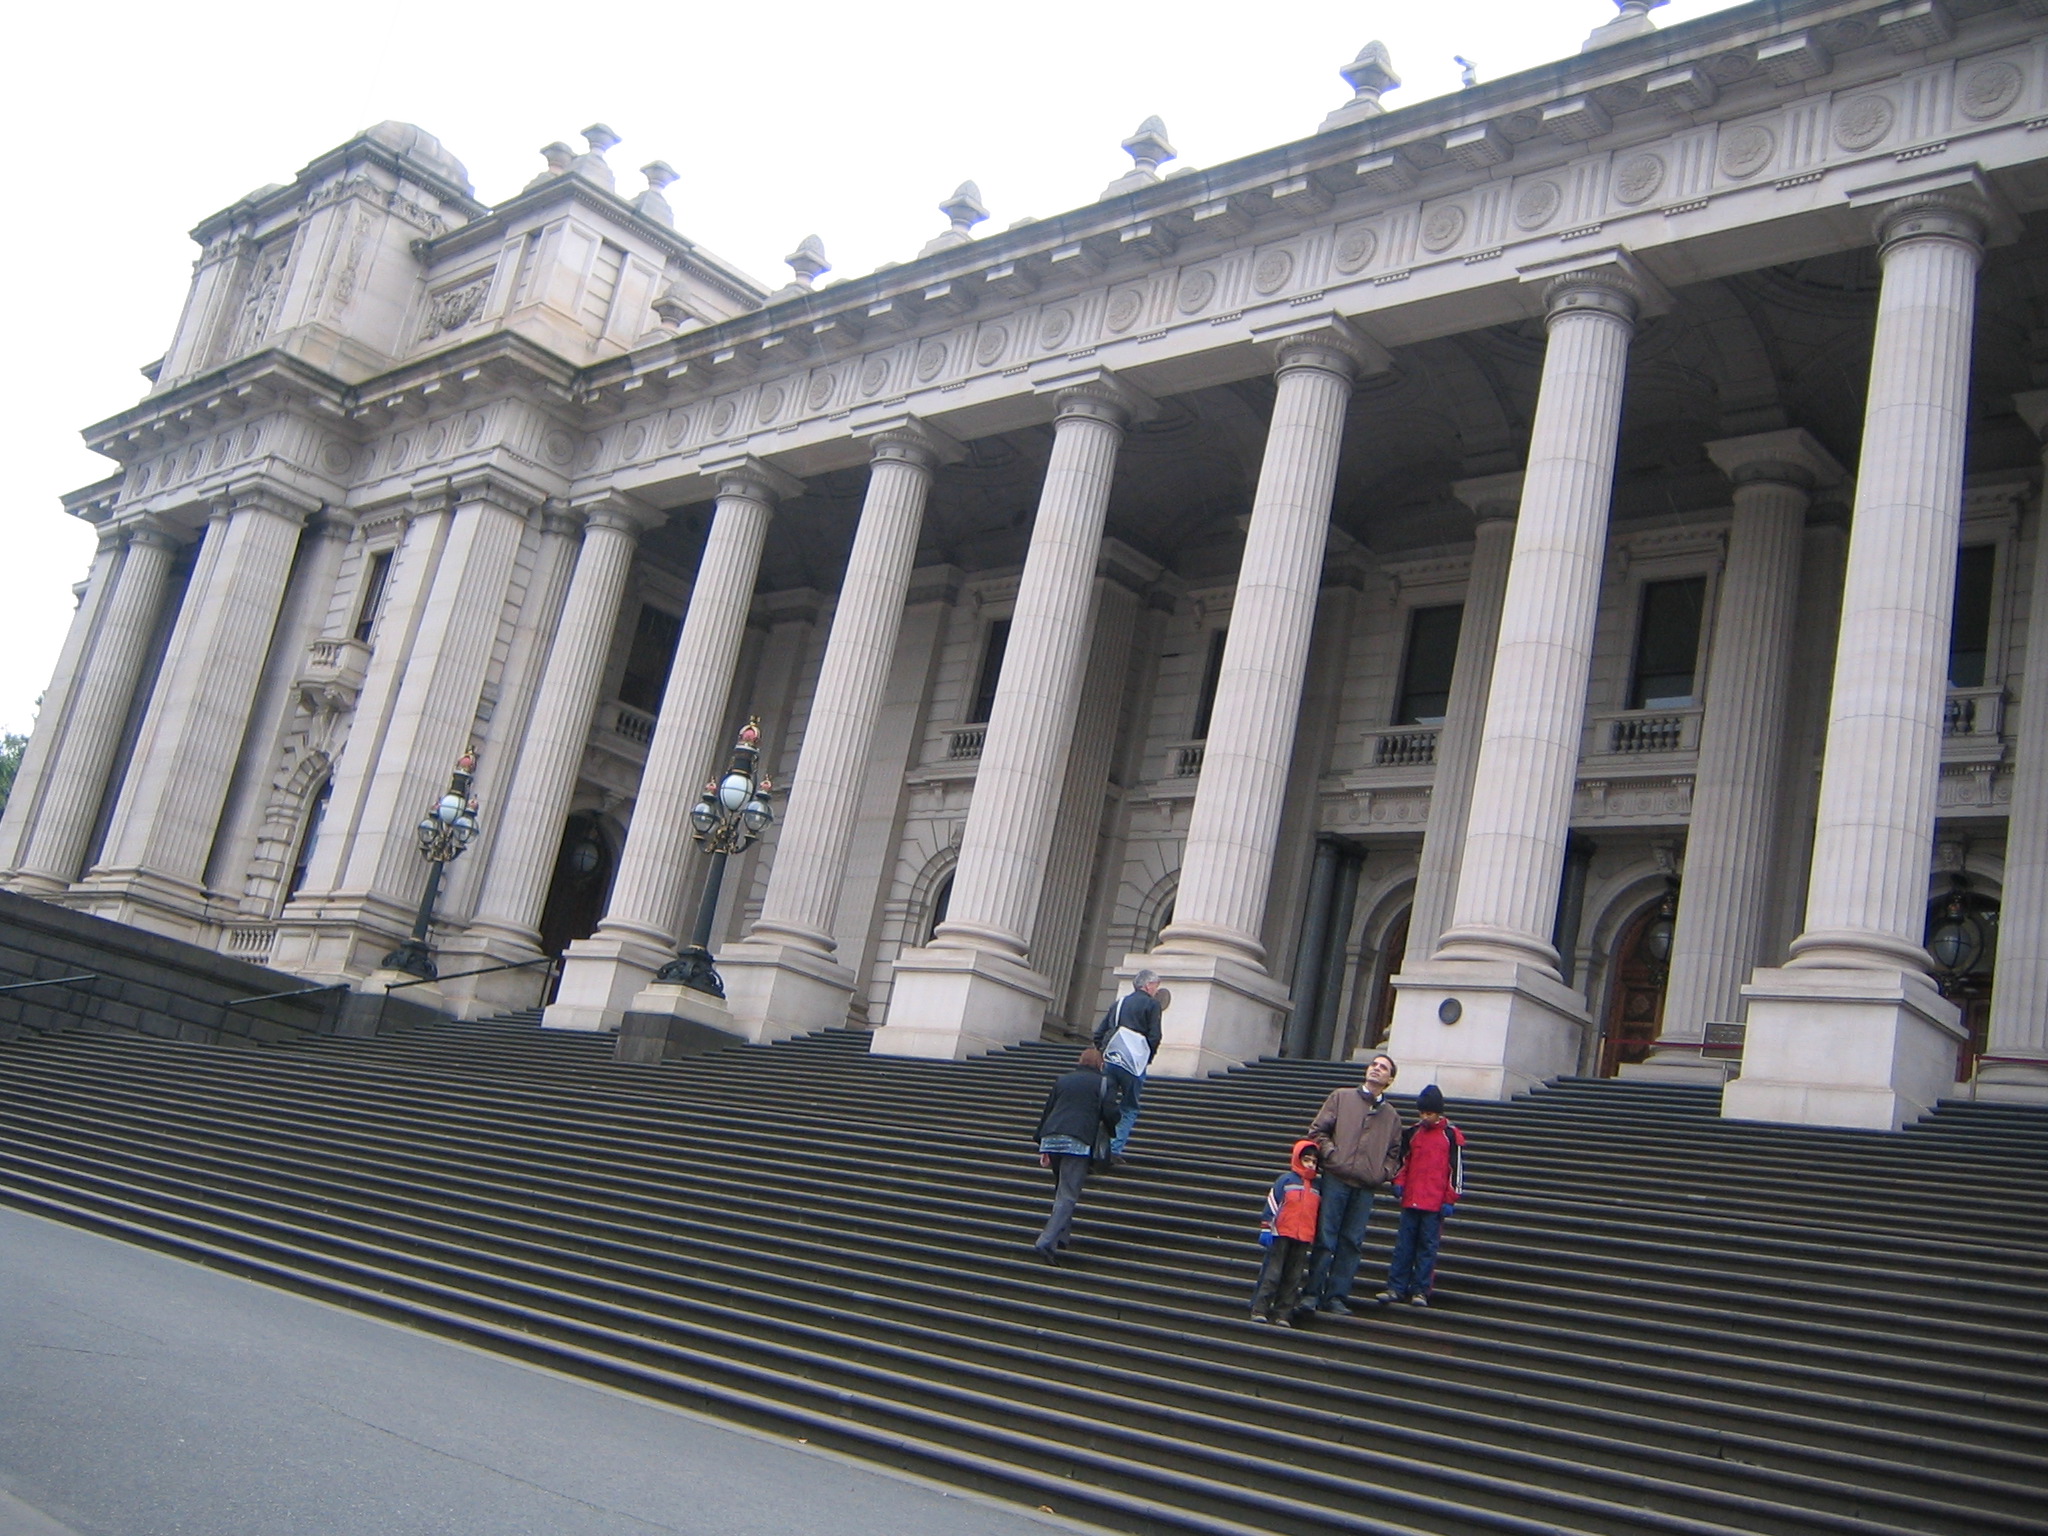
top-left (1091, 969), bottom-right (1162, 1162)
top-left (1030, 1047), bottom-right (1125, 1263)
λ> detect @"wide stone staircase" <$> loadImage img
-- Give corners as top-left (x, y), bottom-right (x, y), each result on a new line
top-left (0, 1017), bottom-right (2043, 1536)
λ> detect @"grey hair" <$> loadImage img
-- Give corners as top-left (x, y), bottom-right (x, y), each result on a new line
top-left (1134, 968), bottom-right (1160, 989)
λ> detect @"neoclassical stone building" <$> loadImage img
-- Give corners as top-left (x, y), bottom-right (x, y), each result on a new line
top-left (10, 0), bottom-right (2048, 1129)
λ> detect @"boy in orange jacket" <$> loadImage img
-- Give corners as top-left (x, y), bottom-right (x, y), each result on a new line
top-left (1249, 1139), bottom-right (1323, 1326)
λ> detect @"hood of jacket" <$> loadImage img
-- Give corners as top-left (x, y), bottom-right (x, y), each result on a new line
top-left (1290, 1138), bottom-right (1321, 1183)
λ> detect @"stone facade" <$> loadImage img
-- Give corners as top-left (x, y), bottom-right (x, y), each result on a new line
top-left (12, 3), bottom-right (2048, 1128)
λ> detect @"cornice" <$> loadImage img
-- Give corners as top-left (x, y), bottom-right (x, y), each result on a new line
top-left (191, 132), bottom-right (486, 244)
top-left (84, 351), bottom-right (348, 462)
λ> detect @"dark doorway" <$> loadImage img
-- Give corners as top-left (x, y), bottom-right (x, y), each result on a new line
top-left (1599, 902), bottom-right (1671, 1077)
top-left (538, 813), bottom-right (615, 970)
top-left (1360, 906), bottom-right (1411, 1054)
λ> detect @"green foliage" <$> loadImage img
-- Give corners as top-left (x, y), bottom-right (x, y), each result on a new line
top-left (0, 732), bottom-right (26, 817)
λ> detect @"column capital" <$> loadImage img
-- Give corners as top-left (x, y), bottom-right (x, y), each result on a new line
top-left (1520, 246), bottom-right (1669, 328)
top-left (569, 488), bottom-right (663, 537)
top-left (700, 450), bottom-right (804, 505)
top-left (417, 468), bottom-right (549, 520)
top-left (1250, 311), bottom-right (1391, 382)
top-left (1031, 364), bottom-right (1157, 431)
top-left (1704, 428), bottom-right (1846, 491)
top-left (1451, 471), bottom-right (1524, 523)
top-left (220, 477), bottom-right (322, 526)
top-left (851, 411), bottom-right (965, 472)
top-left (121, 516), bottom-right (183, 554)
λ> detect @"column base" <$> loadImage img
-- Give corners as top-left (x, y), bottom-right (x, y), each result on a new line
top-left (1725, 967), bottom-right (1965, 1130)
top-left (870, 945), bottom-right (1052, 1059)
top-left (1619, 1042), bottom-right (1740, 1086)
top-left (717, 941), bottom-right (858, 1044)
top-left (65, 868), bottom-right (214, 945)
top-left (433, 931), bottom-right (551, 1020)
top-left (543, 931), bottom-right (671, 1032)
top-left (1968, 1057), bottom-right (2048, 1105)
top-left (1124, 951), bottom-right (1292, 1077)
top-left (615, 982), bottom-right (747, 1062)
top-left (1384, 960), bottom-right (1592, 1100)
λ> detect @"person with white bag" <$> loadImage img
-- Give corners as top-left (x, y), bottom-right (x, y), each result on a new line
top-left (1090, 969), bottom-right (1163, 1165)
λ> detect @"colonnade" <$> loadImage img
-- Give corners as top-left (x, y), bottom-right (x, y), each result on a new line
top-left (7, 175), bottom-right (2048, 1128)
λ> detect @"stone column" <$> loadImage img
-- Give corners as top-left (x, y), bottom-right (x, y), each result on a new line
top-left (1141, 317), bottom-right (1384, 1075)
top-left (1969, 398), bottom-right (2048, 1103)
top-left (1729, 187), bottom-right (1989, 1131)
top-left (9, 522), bottom-right (181, 896)
top-left (0, 529), bottom-right (123, 878)
top-left (1406, 478), bottom-right (1520, 958)
top-left (1386, 255), bottom-right (1654, 1099)
top-left (463, 497), bottom-right (658, 958)
top-left (545, 455), bottom-right (800, 1032)
top-left (1632, 432), bottom-right (1843, 1083)
top-left (874, 369), bottom-right (1152, 1058)
top-left (721, 417), bottom-right (961, 1042)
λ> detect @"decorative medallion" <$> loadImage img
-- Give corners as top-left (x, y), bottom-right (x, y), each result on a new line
top-left (542, 431), bottom-right (573, 467)
top-left (424, 425), bottom-right (447, 459)
top-left (1419, 203), bottom-right (1467, 253)
top-left (757, 385), bottom-right (785, 422)
top-left (915, 341), bottom-right (948, 380)
top-left (1333, 228), bottom-right (1379, 274)
top-left (1959, 61), bottom-right (2024, 121)
top-left (859, 357), bottom-right (890, 396)
top-left (624, 425), bottom-right (647, 460)
top-left (136, 463), bottom-right (154, 491)
top-left (806, 371), bottom-right (835, 409)
top-left (1832, 94), bottom-right (1895, 152)
top-left (974, 326), bottom-right (1009, 366)
top-left (1038, 307), bottom-right (1075, 349)
top-left (1105, 290), bottom-right (1144, 332)
top-left (1511, 181), bottom-right (1561, 231)
top-left (1252, 249), bottom-right (1295, 295)
top-left (1718, 123), bottom-right (1776, 179)
top-left (575, 438), bottom-right (600, 471)
top-left (239, 426), bottom-right (261, 455)
top-left (664, 411), bottom-right (691, 448)
top-left (463, 415), bottom-right (484, 448)
top-left (211, 436), bottom-right (231, 468)
top-left (1613, 154), bottom-right (1665, 206)
top-left (319, 441), bottom-right (352, 476)
top-left (710, 399), bottom-right (738, 436)
top-left (1176, 269), bottom-right (1217, 313)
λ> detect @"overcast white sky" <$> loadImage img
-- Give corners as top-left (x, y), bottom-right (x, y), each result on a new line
top-left (0, 0), bottom-right (1746, 735)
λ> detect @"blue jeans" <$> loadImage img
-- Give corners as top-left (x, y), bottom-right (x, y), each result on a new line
top-left (1386, 1208), bottom-right (1444, 1298)
top-left (1104, 1064), bottom-right (1143, 1155)
top-left (1306, 1177), bottom-right (1375, 1305)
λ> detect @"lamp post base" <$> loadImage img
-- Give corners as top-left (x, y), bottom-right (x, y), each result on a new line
top-left (378, 939), bottom-right (438, 981)
top-left (654, 946), bottom-right (724, 997)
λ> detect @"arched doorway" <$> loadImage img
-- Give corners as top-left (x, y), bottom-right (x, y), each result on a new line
top-left (537, 812), bottom-right (615, 964)
top-left (1926, 886), bottom-right (1999, 1077)
top-left (1598, 897), bottom-right (1674, 1077)
top-left (1360, 906), bottom-right (1410, 1054)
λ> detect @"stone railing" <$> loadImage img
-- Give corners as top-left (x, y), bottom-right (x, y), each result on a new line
top-left (1364, 726), bottom-right (1439, 768)
top-left (947, 726), bottom-right (986, 760)
top-left (1942, 685), bottom-right (2005, 764)
top-left (295, 637), bottom-right (371, 713)
top-left (610, 703), bottom-right (657, 747)
top-left (1171, 742), bottom-right (1206, 778)
top-left (1589, 706), bottom-right (1702, 757)
top-left (220, 925), bottom-right (275, 962)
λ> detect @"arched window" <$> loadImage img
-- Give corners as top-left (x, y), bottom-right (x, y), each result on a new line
top-left (923, 873), bottom-right (955, 945)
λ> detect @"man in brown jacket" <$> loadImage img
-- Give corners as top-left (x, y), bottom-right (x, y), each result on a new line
top-left (1303, 1052), bottom-right (1403, 1317)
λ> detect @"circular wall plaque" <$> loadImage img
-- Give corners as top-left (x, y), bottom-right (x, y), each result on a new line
top-left (1718, 124), bottom-right (1775, 180)
top-left (1176, 269), bottom-right (1216, 313)
top-left (1437, 997), bottom-right (1463, 1025)
top-left (1420, 204), bottom-right (1467, 253)
top-left (1333, 228), bottom-right (1379, 274)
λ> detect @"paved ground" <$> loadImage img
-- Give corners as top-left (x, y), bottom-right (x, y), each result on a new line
top-left (0, 1206), bottom-right (1100, 1536)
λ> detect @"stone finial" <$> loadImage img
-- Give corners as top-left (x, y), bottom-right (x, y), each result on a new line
top-left (632, 161), bottom-right (678, 226)
top-left (1454, 56), bottom-right (1479, 89)
top-left (1101, 116), bottom-right (1177, 199)
top-left (918, 182), bottom-right (989, 256)
top-left (569, 123), bottom-right (619, 190)
top-left (524, 141), bottom-right (575, 190)
top-left (650, 280), bottom-right (699, 333)
top-left (1320, 41), bottom-right (1401, 133)
top-left (1583, 0), bottom-right (1667, 51)
top-left (784, 234), bottom-right (830, 290)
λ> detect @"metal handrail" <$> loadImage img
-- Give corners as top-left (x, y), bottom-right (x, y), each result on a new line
top-left (0, 973), bottom-right (99, 994)
top-left (382, 955), bottom-right (559, 993)
top-left (224, 983), bottom-right (350, 1008)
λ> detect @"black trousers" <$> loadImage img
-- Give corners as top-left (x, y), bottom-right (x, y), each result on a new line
top-left (1249, 1235), bottom-right (1315, 1318)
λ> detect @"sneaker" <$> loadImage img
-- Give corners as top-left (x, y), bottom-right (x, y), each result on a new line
top-left (1373, 1290), bottom-right (1400, 1306)
top-left (1248, 1312), bottom-right (1273, 1325)
top-left (1409, 1292), bottom-right (1430, 1307)
top-left (1317, 1298), bottom-right (1354, 1317)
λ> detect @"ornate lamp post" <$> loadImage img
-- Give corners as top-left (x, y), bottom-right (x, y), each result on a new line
top-left (1927, 884), bottom-right (1987, 998)
top-left (381, 749), bottom-right (483, 980)
top-left (656, 719), bottom-right (775, 997)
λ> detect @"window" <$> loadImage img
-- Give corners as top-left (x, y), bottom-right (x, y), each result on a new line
top-left (1628, 578), bottom-right (1707, 710)
top-left (618, 604), bottom-right (683, 713)
top-left (1949, 544), bottom-right (1996, 688)
top-left (966, 619), bottom-right (1011, 725)
top-left (923, 872), bottom-right (954, 945)
top-left (1395, 605), bottom-right (1463, 725)
top-left (352, 551), bottom-right (393, 644)
top-left (1190, 628), bottom-right (1228, 739)
top-left (287, 778), bottom-right (333, 901)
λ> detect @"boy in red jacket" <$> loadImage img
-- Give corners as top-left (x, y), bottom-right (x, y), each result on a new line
top-left (1249, 1140), bottom-right (1323, 1326)
top-left (1377, 1084), bottom-right (1465, 1307)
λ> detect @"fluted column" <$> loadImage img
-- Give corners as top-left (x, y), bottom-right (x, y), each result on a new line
top-left (545, 455), bottom-right (800, 1031)
top-left (0, 529), bottom-right (123, 878)
top-left (1963, 395), bottom-right (2048, 1098)
top-left (873, 370), bottom-right (1151, 1058)
top-left (1141, 318), bottom-right (1383, 1074)
top-left (719, 419), bottom-right (961, 1041)
top-left (1729, 186), bottom-right (1988, 1130)
top-left (1385, 256), bottom-right (1653, 1100)
top-left (1406, 480), bottom-right (1519, 958)
top-left (467, 498), bottom-right (657, 950)
top-left (1642, 433), bottom-right (1842, 1078)
top-left (9, 521), bottom-right (182, 895)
